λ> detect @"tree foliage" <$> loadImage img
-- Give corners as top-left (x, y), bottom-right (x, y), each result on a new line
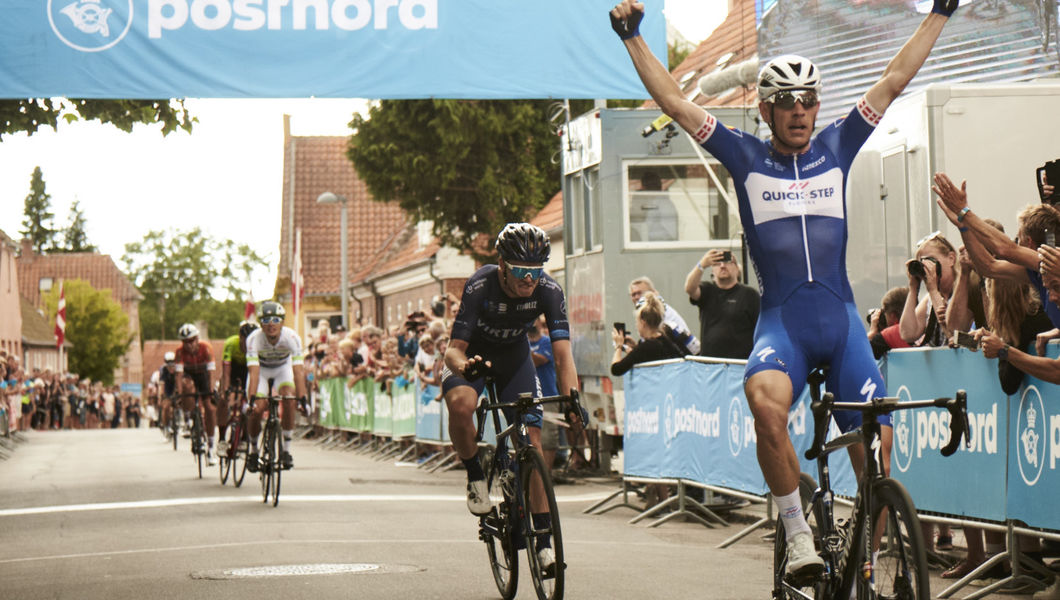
top-left (347, 100), bottom-right (561, 256)
top-left (42, 280), bottom-right (130, 385)
top-left (20, 166), bottom-right (57, 254)
top-left (55, 199), bottom-right (97, 253)
top-left (0, 98), bottom-right (194, 140)
top-left (122, 228), bottom-right (267, 340)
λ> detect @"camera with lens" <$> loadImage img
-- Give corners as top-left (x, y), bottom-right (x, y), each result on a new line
top-left (1038, 159), bottom-right (1060, 204)
top-left (907, 256), bottom-right (941, 281)
top-left (404, 310), bottom-right (428, 332)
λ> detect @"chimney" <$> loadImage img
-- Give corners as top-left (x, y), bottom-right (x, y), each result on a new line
top-left (19, 238), bottom-right (33, 261)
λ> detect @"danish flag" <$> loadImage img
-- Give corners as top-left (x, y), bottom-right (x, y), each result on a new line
top-left (55, 281), bottom-right (66, 349)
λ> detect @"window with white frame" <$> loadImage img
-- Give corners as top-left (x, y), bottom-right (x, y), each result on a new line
top-left (624, 160), bottom-right (737, 248)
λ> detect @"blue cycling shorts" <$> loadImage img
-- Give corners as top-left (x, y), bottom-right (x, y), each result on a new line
top-left (441, 339), bottom-right (543, 429)
top-left (744, 283), bottom-right (890, 432)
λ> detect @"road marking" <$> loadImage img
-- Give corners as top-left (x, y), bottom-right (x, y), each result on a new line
top-left (0, 492), bottom-right (611, 517)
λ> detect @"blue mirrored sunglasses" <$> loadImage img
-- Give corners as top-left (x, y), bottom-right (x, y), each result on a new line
top-left (261, 316), bottom-right (283, 324)
top-left (505, 261), bottom-right (543, 281)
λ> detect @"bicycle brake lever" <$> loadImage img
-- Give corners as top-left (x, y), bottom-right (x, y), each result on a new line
top-left (939, 390), bottom-right (969, 457)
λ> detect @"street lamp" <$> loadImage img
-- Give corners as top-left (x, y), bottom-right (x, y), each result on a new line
top-left (316, 191), bottom-right (348, 328)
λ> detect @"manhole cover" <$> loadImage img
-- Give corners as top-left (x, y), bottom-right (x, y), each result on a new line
top-left (192, 563), bottom-right (423, 580)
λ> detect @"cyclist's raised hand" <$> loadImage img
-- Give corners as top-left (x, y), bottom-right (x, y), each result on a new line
top-left (462, 356), bottom-right (492, 381)
top-left (609, 0), bottom-right (644, 40)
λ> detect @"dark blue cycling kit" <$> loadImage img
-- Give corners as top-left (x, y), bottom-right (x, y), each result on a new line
top-left (442, 265), bottom-right (571, 427)
top-left (693, 96), bottom-right (889, 430)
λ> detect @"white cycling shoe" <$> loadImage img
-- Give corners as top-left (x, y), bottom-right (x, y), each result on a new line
top-left (537, 547), bottom-right (557, 576)
top-left (205, 450), bottom-right (217, 467)
top-left (466, 480), bottom-right (491, 516)
top-left (786, 532), bottom-right (824, 581)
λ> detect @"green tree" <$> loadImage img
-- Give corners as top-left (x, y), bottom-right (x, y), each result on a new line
top-left (123, 228), bottom-right (267, 340)
top-left (55, 199), bottom-right (97, 253)
top-left (42, 280), bottom-right (131, 384)
top-left (0, 99), bottom-right (194, 140)
top-left (347, 100), bottom-right (561, 256)
top-left (20, 166), bottom-right (57, 254)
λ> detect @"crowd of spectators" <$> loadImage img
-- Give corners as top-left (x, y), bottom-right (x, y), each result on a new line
top-left (0, 349), bottom-right (143, 434)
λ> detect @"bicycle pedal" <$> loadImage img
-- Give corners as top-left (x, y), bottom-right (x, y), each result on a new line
top-left (216, 441), bottom-right (229, 454)
top-left (785, 565), bottom-right (825, 588)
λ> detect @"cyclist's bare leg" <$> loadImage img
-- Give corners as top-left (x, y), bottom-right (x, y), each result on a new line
top-left (526, 426), bottom-right (550, 513)
top-left (248, 396), bottom-right (266, 442)
top-left (203, 396), bottom-right (217, 449)
top-left (443, 385), bottom-right (480, 461)
top-left (745, 370), bottom-right (799, 496)
top-left (215, 391), bottom-right (231, 433)
top-left (279, 384), bottom-right (296, 454)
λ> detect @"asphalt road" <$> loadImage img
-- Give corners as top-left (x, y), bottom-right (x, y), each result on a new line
top-left (0, 428), bottom-right (1030, 599)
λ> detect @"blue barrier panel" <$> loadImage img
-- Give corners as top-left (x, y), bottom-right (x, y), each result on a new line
top-left (623, 358), bottom-right (856, 497)
top-left (1007, 356), bottom-right (1060, 530)
top-left (416, 384), bottom-right (443, 442)
top-left (884, 348), bottom-right (1008, 521)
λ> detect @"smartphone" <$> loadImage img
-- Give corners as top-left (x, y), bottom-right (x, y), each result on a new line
top-left (721, 250), bottom-right (734, 263)
top-left (1046, 227), bottom-right (1056, 247)
top-left (613, 322), bottom-right (626, 335)
top-left (952, 330), bottom-right (978, 351)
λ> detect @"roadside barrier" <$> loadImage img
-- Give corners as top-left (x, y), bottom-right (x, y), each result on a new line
top-left (590, 346), bottom-right (1060, 597)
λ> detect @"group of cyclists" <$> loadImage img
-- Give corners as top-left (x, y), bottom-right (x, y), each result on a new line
top-left (152, 301), bottom-right (305, 473)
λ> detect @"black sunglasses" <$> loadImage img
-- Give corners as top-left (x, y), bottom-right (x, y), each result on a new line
top-left (767, 90), bottom-right (819, 110)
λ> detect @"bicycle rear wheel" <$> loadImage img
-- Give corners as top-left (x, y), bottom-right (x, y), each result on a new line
top-left (869, 478), bottom-right (929, 600)
top-left (482, 446), bottom-right (518, 600)
top-left (171, 408), bottom-right (179, 451)
top-left (519, 449), bottom-right (564, 600)
top-left (773, 472), bottom-right (825, 599)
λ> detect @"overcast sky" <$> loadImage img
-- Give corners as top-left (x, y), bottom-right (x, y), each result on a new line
top-left (0, 0), bottom-right (727, 302)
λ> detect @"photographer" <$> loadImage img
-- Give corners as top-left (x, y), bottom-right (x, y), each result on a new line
top-left (866, 286), bottom-right (910, 359)
top-left (398, 311), bottom-right (429, 360)
top-left (899, 232), bottom-right (958, 347)
top-left (685, 248), bottom-right (759, 359)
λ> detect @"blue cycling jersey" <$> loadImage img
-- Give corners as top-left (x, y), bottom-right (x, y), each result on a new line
top-left (451, 265), bottom-right (570, 346)
top-left (693, 97), bottom-right (889, 429)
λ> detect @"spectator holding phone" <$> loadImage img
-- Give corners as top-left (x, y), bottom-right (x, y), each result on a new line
top-left (684, 248), bottom-right (759, 359)
top-left (611, 292), bottom-right (688, 376)
top-left (628, 276), bottom-right (700, 355)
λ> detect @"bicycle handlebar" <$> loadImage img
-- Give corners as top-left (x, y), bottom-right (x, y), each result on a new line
top-left (804, 389), bottom-right (969, 461)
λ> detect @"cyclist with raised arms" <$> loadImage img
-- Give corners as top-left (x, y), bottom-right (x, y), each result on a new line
top-left (610, 0), bottom-right (958, 581)
top-left (245, 301), bottom-right (305, 472)
top-left (219, 320), bottom-right (258, 431)
top-left (173, 323), bottom-right (218, 465)
top-left (441, 222), bottom-right (578, 573)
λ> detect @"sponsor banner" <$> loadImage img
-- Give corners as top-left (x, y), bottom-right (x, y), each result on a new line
top-left (6, 0), bottom-right (666, 99)
top-left (416, 383), bottom-right (444, 442)
top-left (1007, 345), bottom-right (1060, 530)
top-left (373, 385), bottom-right (392, 436)
top-left (884, 348), bottom-right (1008, 521)
top-left (391, 379), bottom-right (417, 438)
top-left (317, 377), bottom-right (340, 427)
top-left (623, 360), bottom-right (855, 498)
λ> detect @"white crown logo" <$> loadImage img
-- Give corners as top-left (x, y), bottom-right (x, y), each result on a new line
top-left (1027, 404), bottom-right (1038, 428)
top-left (60, 0), bottom-right (112, 37)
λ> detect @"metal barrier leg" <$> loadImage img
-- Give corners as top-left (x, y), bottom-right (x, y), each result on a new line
top-left (584, 479), bottom-right (645, 515)
top-left (642, 482), bottom-right (719, 529)
top-left (718, 495), bottom-right (774, 549)
top-left (393, 443), bottom-right (418, 463)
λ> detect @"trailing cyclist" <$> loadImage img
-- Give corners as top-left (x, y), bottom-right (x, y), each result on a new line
top-left (174, 323), bottom-right (219, 465)
top-left (441, 223), bottom-right (579, 574)
top-left (245, 301), bottom-right (305, 473)
top-left (219, 320), bottom-right (258, 435)
top-left (154, 351), bottom-right (178, 437)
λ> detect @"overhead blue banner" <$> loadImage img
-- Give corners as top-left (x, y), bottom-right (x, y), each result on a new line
top-left (2, 0), bottom-right (667, 99)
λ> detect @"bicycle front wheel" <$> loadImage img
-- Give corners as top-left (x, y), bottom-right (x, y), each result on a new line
top-left (269, 420), bottom-right (282, 507)
top-left (232, 418), bottom-right (248, 487)
top-left (773, 472), bottom-right (825, 600)
top-left (869, 478), bottom-right (929, 600)
top-left (260, 428), bottom-right (273, 504)
top-left (519, 449), bottom-right (564, 600)
top-left (192, 410), bottom-right (204, 479)
top-left (219, 422), bottom-right (232, 485)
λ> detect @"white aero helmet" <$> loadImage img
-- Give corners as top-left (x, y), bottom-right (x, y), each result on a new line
top-left (178, 323), bottom-right (199, 340)
top-left (757, 55), bottom-right (822, 101)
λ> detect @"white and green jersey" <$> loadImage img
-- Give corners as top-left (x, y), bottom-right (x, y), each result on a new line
top-left (246, 327), bottom-right (304, 369)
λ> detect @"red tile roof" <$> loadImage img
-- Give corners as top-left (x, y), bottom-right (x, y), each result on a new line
top-left (531, 191), bottom-right (564, 234)
top-left (650, 0), bottom-right (758, 109)
top-left (276, 134), bottom-right (408, 298)
top-left (353, 223), bottom-right (441, 283)
top-left (16, 241), bottom-right (143, 309)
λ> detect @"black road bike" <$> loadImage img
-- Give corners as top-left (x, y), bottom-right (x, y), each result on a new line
top-left (475, 370), bottom-right (583, 600)
top-left (773, 366), bottom-right (969, 600)
top-left (178, 391), bottom-right (213, 479)
top-left (218, 387), bottom-right (250, 487)
top-left (258, 378), bottom-right (293, 507)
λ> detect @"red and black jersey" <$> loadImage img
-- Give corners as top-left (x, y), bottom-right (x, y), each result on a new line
top-left (174, 341), bottom-right (215, 374)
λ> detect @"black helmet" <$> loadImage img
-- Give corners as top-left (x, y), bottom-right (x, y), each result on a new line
top-left (495, 223), bottom-right (550, 264)
top-left (259, 301), bottom-right (286, 320)
top-left (239, 320), bottom-right (259, 338)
